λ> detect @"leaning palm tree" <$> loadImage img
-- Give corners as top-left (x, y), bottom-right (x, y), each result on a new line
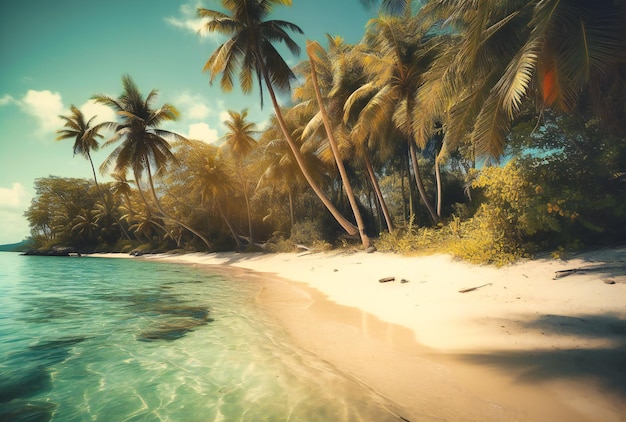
top-left (221, 109), bottom-right (257, 244)
top-left (305, 40), bottom-right (370, 248)
top-left (197, 0), bottom-right (361, 241)
top-left (347, 15), bottom-right (440, 223)
top-left (339, 42), bottom-right (397, 232)
top-left (94, 74), bottom-right (212, 249)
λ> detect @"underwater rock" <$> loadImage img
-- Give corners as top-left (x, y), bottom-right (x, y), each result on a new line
top-left (0, 399), bottom-right (57, 422)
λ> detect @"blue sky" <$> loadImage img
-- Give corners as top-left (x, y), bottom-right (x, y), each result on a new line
top-left (0, 0), bottom-right (375, 244)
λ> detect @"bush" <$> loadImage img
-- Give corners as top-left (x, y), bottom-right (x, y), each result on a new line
top-left (289, 219), bottom-right (330, 246)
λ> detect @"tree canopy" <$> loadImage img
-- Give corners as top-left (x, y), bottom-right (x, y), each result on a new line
top-left (27, 0), bottom-right (626, 262)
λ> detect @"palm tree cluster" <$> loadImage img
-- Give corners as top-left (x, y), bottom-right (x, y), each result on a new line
top-left (27, 0), bottom-right (626, 256)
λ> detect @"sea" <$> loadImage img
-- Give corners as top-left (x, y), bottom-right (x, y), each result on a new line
top-left (0, 252), bottom-right (398, 421)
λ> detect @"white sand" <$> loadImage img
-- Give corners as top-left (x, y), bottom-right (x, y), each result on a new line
top-left (93, 247), bottom-right (626, 421)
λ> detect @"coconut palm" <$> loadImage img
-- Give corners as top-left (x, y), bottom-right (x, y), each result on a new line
top-left (197, 0), bottom-right (361, 241)
top-left (183, 140), bottom-right (243, 251)
top-left (347, 15), bottom-right (440, 223)
top-left (305, 40), bottom-right (370, 247)
top-left (111, 172), bottom-right (134, 213)
top-left (417, 0), bottom-right (626, 160)
top-left (128, 209), bottom-right (167, 243)
top-left (221, 109), bottom-right (257, 243)
top-left (57, 105), bottom-right (106, 192)
top-left (256, 113), bottom-right (321, 229)
top-left (57, 106), bottom-right (131, 240)
top-left (94, 75), bottom-right (212, 249)
top-left (309, 37), bottom-right (395, 233)
top-left (71, 208), bottom-right (99, 246)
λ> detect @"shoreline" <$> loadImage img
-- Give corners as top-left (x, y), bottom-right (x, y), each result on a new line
top-left (90, 248), bottom-right (626, 421)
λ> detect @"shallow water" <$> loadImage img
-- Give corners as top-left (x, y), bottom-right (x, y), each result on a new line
top-left (0, 252), bottom-right (398, 421)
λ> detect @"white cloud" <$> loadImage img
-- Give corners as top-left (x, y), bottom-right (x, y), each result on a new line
top-left (0, 183), bottom-right (31, 242)
top-left (166, 2), bottom-right (218, 41)
top-left (19, 89), bottom-right (66, 135)
top-left (187, 122), bottom-right (218, 144)
top-left (0, 209), bottom-right (30, 244)
top-left (79, 99), bottom-right (117, 126)
top-left (218, 110), bottom-right (230, 125)
top-left (0, 94), bottom-right (17, 106)
top-left (174, 92), bottom-right (213, 120)
top-left (0, 183), bottom-right (29, 210)
top-left (256, 118), bottom-right (270, 131)
top-left (4, 91), bottom-right (117, 138)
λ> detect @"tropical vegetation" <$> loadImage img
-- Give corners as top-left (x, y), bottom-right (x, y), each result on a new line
top-left (25, 0), bottom-right (626, 264)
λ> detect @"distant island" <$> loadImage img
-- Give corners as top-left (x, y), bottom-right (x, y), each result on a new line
top-left (0, 240), bottom-right (32, 252)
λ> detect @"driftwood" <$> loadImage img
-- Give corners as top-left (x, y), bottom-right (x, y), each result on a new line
top-left (553, 265), bottom-right (626, 280)
top-left (458, 283), bottom-right (492, 293)
top-left (379, 276), bottom-right (395, 283)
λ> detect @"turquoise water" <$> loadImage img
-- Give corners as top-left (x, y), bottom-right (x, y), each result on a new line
top-left (0, 252), bottom-right (397, 421)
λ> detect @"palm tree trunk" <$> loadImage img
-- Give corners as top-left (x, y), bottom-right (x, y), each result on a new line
top-left (408, 140), bottom-right (438, 223)
top-left (307, 46), bottom-right (369, 248)
top-left (145, 165), bottom-right (212, 250)
top-left (287, 185), bottom-right (295, 228)
top-left (404, 148), bottom-right (415, 222)
top-left (238, 159), bottom-right (253, 243)
top-left (363, 150), bottom-right (394, 233)
top-left (259, 62), bottom-right (359, 237)
top-left (405, 98), bottom-right (438, 224)
top-left (435, 157), bottom-right (442, 218)
top-left (216, 200), bottom-right (242, 252)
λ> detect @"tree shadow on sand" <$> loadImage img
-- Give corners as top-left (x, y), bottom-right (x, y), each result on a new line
top-left (457, 313), bottom-right (626, 396)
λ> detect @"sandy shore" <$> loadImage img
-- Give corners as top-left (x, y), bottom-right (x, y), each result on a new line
top-left (92, 247), bottom-right (626, 421)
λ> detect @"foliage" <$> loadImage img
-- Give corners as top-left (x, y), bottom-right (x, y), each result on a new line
top-left (27, 2), bottom-right (626, 264)
top-left (288, 219), bottom-right (332, 246)
top-left (24, 177), bottom-right (131, 251)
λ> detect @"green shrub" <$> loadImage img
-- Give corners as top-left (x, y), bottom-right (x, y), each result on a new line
top-left (289, 219), bottom-right (330, 246)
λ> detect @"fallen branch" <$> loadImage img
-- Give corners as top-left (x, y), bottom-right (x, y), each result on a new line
top-left (458, 283), bottom-right (492, 293)
top-left (553, 265), bottom-right (626, 280)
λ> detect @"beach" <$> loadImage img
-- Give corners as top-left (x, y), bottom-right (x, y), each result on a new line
top-left (97, 247), bottom-right (626, 421)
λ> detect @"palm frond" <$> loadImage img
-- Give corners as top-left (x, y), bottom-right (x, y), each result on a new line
top-left (471, 92), bottom-right (510, 159)
top-left (496, 40), bottom-right (539, 119)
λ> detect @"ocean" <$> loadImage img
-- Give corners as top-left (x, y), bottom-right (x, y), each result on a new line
top-left (0, 252), bottom-right (397, 421)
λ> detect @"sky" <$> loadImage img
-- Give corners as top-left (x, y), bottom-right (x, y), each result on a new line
top-left (0, 0), bottom-right (376, 244)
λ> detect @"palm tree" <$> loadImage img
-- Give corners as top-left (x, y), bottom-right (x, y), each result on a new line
top-left (256, 113), bottom-right (320, 230)
top-left (347, 15), bottom-right (440, 223)
top-left (57, 106), bottom-right (131, 240)
top-left (57, 105), bottom-right (105, 192)
top-left (128, 209), bottom-right (167, 243)
top-left (111, 172), bottom-right (134, 213)
top-left (221, 109), bottom-right (257, 244)
top-left (94, 75), bottom-right (212, 249)
top-left (315, 37), bottom-right (396, 233)
top-left (71, 208), bottom-right (99, 246)
top-left (183, 140), bottom-right (243, 251)
top-left (197, 0), bottom-right (361, 241)
top-left (417, 0), bottom-right (626, 160)
top-left (305, 40), bottom-right (370, 248)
